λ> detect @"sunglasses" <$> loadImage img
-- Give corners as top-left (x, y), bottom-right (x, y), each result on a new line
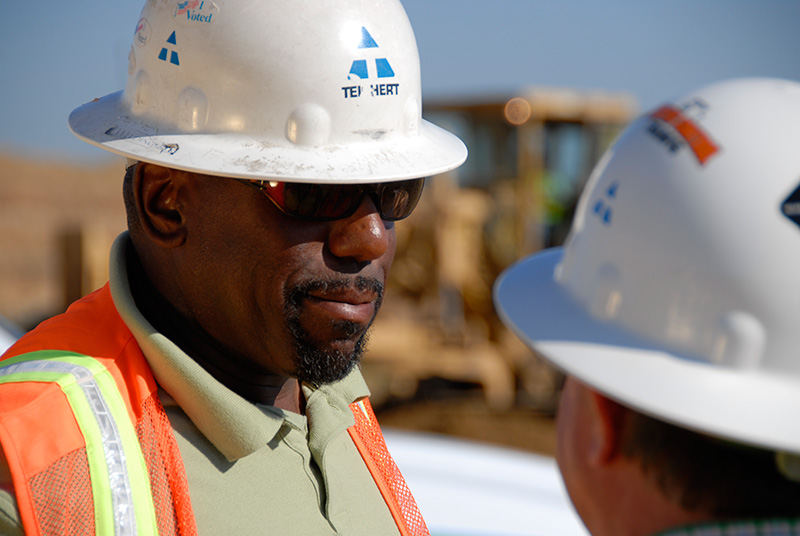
top-left (238, 177), bottom-right (425, 222)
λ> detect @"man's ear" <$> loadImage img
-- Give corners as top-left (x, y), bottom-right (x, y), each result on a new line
top-left (587, 390), bottom-right (628, 465)
top-left (133, 163), bottom-right (188, 248)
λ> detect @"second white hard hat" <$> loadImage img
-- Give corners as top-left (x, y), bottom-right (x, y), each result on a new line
top-left (68, 0), bottom-right (466, 184)
top-left (495, 78), bottom-right (800, 454)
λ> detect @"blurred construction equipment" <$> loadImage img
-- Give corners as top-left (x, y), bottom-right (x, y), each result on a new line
top-left (363, 87), bottom-right (638, 412)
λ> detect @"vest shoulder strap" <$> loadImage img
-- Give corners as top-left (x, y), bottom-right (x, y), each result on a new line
top-left (348, 398), bottom-right (430, 536)
top-left (0, 350), bottom-right (160, 536)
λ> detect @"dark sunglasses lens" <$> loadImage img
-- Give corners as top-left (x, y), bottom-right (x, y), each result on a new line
top-left (273, 178), bottom-right (425, 221)
top-left (379, 178), bottom-right (425, 221)
top-left (282, 183), bottom-right (361, 220)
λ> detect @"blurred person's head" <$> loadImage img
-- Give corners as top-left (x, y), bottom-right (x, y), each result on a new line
top-left (555, 377), bottom-right (800, 535)
top-left (495, 78), bottom-right (800, 535)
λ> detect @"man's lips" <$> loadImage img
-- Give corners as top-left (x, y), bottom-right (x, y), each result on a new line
top-left (304, 290), bottom-right (377, 325)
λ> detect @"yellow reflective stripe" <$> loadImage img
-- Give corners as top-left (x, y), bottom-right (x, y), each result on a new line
top-left (0, 350), bottom-right (158, 536)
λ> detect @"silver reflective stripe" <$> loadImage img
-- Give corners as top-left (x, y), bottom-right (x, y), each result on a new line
top-left (0, 359), bottom-right (138, 536)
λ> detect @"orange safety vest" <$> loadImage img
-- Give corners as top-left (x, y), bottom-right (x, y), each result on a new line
top-left (0, 284), bottom-right (428, 536)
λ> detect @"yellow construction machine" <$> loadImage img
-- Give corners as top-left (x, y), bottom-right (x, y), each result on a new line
top-left (364, 87), bottom-right (637, 412)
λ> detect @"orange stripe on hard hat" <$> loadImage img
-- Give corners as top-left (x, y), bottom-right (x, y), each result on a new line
top-left (651, 104), bottom-right (720, 164)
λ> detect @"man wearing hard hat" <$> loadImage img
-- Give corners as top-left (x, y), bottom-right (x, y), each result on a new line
top-left (496, 78), bottom-right (800, 535)
top-left (0, 1), bottom-right (465, 534)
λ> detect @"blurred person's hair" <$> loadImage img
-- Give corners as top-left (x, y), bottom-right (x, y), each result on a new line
top-left (620, 406), bottom-right (800, 517)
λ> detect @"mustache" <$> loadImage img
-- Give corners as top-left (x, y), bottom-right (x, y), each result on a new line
top-left (288, 276), bottom-right (384, 301)
top-left (287, 276), bottom-right (385, 308)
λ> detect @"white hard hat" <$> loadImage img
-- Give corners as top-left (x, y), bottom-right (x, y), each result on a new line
top-left (495, 78), bottom-right (800, 454)
top-left (68, 0), bottom-right (466, 184)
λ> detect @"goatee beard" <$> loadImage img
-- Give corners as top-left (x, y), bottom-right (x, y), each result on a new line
top-left (284, 276), bottom-right (383, 386)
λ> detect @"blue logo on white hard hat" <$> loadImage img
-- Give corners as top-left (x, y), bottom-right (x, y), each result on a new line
top-left (782, 180), bottom-right (800, 231)
top-left (342, 27), bottom-right (398, 100)
top-left (158, 31), bottom-right (180, 66)
top-left (592, 182), bottom-right (619, 225)
top-left (348, 27), bottom-right (395, 80)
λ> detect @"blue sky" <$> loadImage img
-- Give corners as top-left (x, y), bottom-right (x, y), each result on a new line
top-left (2, 0), bottom-right (798, 163)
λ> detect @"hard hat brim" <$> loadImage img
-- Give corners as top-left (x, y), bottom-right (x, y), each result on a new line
top-left (494, 248), bottom-right (800, 454)
top-left (68, 91), bottom-right (467, 184)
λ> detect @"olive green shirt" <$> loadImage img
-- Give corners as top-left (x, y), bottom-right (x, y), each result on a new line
top-left (0, 233), bottom-right (400, 535)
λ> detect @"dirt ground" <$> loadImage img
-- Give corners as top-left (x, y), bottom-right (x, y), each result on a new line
top-left (374, 382), bottom-right (559, 457)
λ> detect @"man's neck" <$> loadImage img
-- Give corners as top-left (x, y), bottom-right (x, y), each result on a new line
top-left (127, 245), bottom-right (304, 413)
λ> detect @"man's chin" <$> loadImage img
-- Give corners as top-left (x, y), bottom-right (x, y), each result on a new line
top-left (292, 327), bottom-right (369, 386)
top-left (294, 348), bottom-right (361, 386)
top-left (285, 278), bottom-right (380, 385)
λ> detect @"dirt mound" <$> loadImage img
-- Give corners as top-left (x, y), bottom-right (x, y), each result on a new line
top-left (0, 153), bottom-right (126, 327)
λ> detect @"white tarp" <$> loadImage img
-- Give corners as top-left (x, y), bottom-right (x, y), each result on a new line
top-left (384, 429), bottom-right (588, 536)
top-left (0, 317), bottom-right (20, 355)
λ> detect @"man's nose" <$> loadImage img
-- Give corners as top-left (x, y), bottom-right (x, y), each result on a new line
top-left (327, 195), bottom-right (391, 263)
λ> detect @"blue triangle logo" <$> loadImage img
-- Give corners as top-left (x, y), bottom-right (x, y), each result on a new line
top-left (159, 31), bottom-right (180, 65)
top-left (375, 58), bottom-right (394, 78)
top-left (347, 27), bottom-right (395, 81)
top-left (349, 60), bottom-right (368, 80)
top-left (358, 27), bottom-right (378, 49)
top-left (782, 181), bottom-right (800, 231)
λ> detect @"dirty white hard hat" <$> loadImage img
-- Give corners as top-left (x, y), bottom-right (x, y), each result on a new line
top-left (495, 78), bottom-right (800, 454)
top-left (68, 0), bottom-right (466, 184)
